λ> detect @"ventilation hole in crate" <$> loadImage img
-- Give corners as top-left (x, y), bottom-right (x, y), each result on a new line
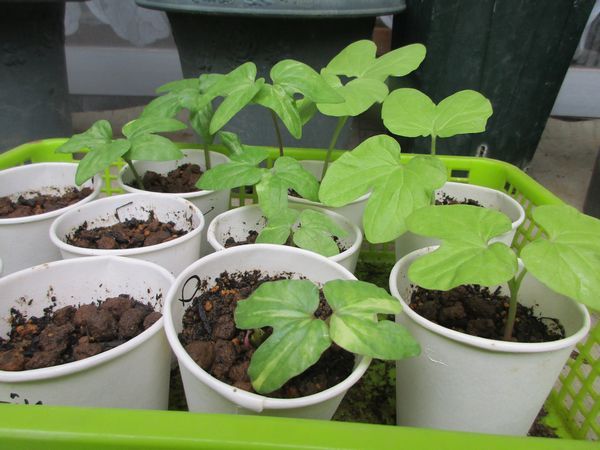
top-left (450, 169), bottom-right (469, 179)
top-left (586, 427), bottom-right (597, 441)
top-left (572, 377), bottom-right (584, 395)
top-left (575, 410), bottom-right (586, 428)
top-left (503, 182), bottom-right (511, 193)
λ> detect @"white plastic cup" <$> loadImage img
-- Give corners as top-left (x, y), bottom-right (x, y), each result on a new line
top-left (0, 256), bottom-right (174, 409)
top-left (49, 192), bottom-right (204, 275)
top-left (389, 246), bottom-right (591, 435)
top-left (287, 160), bottom-right (370, 231)
top-left (394, 182), bottom-right (526, 261)
top-left (206, 204), bottom-right (362, 273)
top-left (163, 244), bottom-right (371, 419)
top-left (117, 149), bottom-right (230, 257)
top-left (0, 163), bottom-right (101, 276)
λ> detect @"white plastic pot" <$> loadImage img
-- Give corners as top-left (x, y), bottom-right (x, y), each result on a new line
top-left (389, 246), bottom-right (591, 435)
top-left (0, 163), bottom-right (101, 276)
top-left (163, 244), bottom-right (371, 419)
top-left (395, 182), bottom-right (526, 261)
top-left (287, 160), bottom-right (369, 231)
top-left (206, 204), bottom-right (362, 273)
top-left (50, 193), bottom-right (204, 275)
top-left (117, 149), bottom-right (230, 257)
top-left (0, 256), bottom-right (174, 409)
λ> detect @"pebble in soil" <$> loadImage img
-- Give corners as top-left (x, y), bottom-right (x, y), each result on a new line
top-left (66, 212), bottom-right (188, 250)
top-left (0, 187), bottom-right (92, 219)
top-left (0, 295), bottom-right (161, 371)
top-left (178, 270), bottom-right (354, 398)
top-left (128, 164), bottom-right (203, 194)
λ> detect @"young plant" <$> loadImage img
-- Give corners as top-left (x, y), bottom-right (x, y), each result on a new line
top-left (314, 40), bottom-right (426, 177)
top-left (405, 204), bottom-right (600, 340)
top-left (234, 279), bottom-right (420, 394)
top-left (382, 88), bottom-right (493, 155)
top-left (198, 133), bottom-right (345, 256)
top-left (55, 117), bottom-right (187, 189)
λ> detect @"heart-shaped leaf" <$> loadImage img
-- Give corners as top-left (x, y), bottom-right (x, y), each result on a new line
top-left (256, 172), bottom-right (288, 216)
top-left (382, 89), bottom-right (436, 137)
top-left (75, 139), bottom-right (131, 185)
top-left (406, 205), bottom-right (518, 290)
top-left (122, 117), bottom-right (187, 139)
top-left (196, 148), bottom-right (268, 191)
top-left (325, 280), bottom-right (419, 359)
top-left (317, 77), bottom-right (388, 118)
top-left (362, 43), bottom-right (426, 81)
top-left (141, 92), bottom-right (184, 119)
top-left (521, 205), bottom-right (600, 310)
top-left (292, 209), bottom-right (347, 257)
top-left (235, 279), bottom-right (331, 393)
top-left (128, 134), bottom-right (184, 161)
top-left (319, 135), bottom-right (447, 243)
top-left (56, 120), bottom-right (113, 154)
top-left (435, 90), bottom-right (493, 138)
top-left (272, 157), bottom-right (319, 202)
top-left (252, 83), bottom-right (302, 139)
top-left (271, 59), bottom-right (343, 104)
top-left (210, 78), bottom-right (264, 134)
top-left (326, 40), bottom-right (377, 77)
top-left (256, 208), bottom-right (299, 245)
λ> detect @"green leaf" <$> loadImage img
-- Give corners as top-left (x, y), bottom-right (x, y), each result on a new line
top-left (317, 77), bottom-right (388, 118)
top-left (435, 90), bottom-right (493, 138)
top-left (382, 89), bottom-right (436, 137)
top-left (521, 205), bottom-right (600, 310)
top-left (75, 139), bottom-right (130, 185)
top-left (141, 93), bottom-right (183, 119)
top-left (189, 102), bottom-right (214, 143)
top-left (156, 78), bottom-right (199, 94)
top-left (252, 83), bottom-right (302, 139)
top-left (256, 208), bottom-right (299, 245)
top-left (382, 89), bottom-right (493, 139)
top-left (292, 209), bottom-right (347, 257)
top-left (198, 73), bottom-right (224, 93)
top-left (326, 40), bottom-right (377, 77)
top-left (196, 158), bottom-right (266, 191)
top-left (362, 43), bottom-right (426, 81)
top-left (56, 120), bottom-right (113, 154)
top-left (209, 78), bottom-right (264, 134)
top-left (271, 59), bottom-right (343, 104)
top-left (319, 135), bottom-right (447, 243)
top-left (272, 157), bottom-right (319, 202)
top-left (230, 147), bottom-right (269, 165)
top-left (296, 98), bottom-right (318, 126)
top-left (234, 279), bottom-right (331, 393)
top-left (325, 280), bottom-right (420, 359)
top-left (406, 205), bottom-right (518, 290)
top-left (217, 131), bottom-right (244, 155)
top-left (122, 117), bottom-right (187, 139)
top-left (127, 134), bottom-right (184, 161)
top-left (256, 172), bottom-right (288, 216)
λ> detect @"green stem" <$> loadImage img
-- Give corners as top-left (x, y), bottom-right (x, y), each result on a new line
top-left (321, 116), bottom-right (348, 180)
top-left (124, 157), bottom-right (145, 190)
top-left (504, 268), bottom-right (527, 341)
top-left (431, 135), bottom-right (437, 156)
top-left (270, 110), bottom-right (285, 157)
top-left (203, 134), bottom-right (215, 170)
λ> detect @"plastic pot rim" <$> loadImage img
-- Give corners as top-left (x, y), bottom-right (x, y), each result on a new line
top-left (389, 246), bottom-right (591, 353)
top-left (49, 193), bottom-right (205, 257)
top-left (0, 255), bottom-right (174, 383)
top-left (0, 163), bottom-right (102, 225)
top-left (163, 243), bottom-right (372, 412)
top-left (206, 204), bottom-right (363, 265)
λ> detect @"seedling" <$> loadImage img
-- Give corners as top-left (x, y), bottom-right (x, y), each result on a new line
top-left (405, 204), bottom-right (600, 340)
top-left (234, 279), bottom-right (420, 394)
top-left (56, 117), bottom-right (187, 189)
top-left (314, 40), bottom-right (426, 177)
top-left (198, 134), bottom-right (345, 256)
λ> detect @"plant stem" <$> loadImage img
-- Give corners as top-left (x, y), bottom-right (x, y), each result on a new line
top-left (124, 157), bottom-right (144, 190)
top-left (270, 110), bottom-right (285, 157)
top-left (431, 135), bottom-right (437, 156)
top-left (203, 134), bottom-right (215, 170)
top-left (504, 268), bottom-right (527, 341)
top-left (321, 116), bottom-right (348, 180)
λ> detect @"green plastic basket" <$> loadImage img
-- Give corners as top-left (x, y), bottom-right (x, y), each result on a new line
top-left (0, 138), bottom-right (597, 448)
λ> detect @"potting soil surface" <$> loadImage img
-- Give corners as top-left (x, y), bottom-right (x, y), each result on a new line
top-left (0, 295), bottom-right (161, 371)
top-left (0, 187), bottom-right (93, 218)
top-left (128, 163), bottom-right (202, 193)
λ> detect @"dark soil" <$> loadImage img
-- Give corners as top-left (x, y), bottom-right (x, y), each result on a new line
top-left (410, 284), bottom-right (565, 343)
top-left (436, 194), bottom-right (483, 206)
top-left (0, 295), bottom-right (161, 371)
top-left (128, 164), bottom-right (203, 193)
top-left (178, 270), bottom-right (355, 398)
top-left (224, 230), bottom-right (347, 253)
top-left (0, 187), bottom-right (93, 219)
top-left (66, 212), bottom-right (188, 249)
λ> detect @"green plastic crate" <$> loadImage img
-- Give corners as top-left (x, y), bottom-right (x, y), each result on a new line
top-left (0, 138), bottom-right (597, 448)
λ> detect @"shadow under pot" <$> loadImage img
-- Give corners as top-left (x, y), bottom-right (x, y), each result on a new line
top-left (49, 192), bottom-right (204, 276)
top-left (0, 256), bottom-right (174, 409)
top-left (117, 149), bottom-right (231, 257)
top-left (163, 244), bottom-right (371, 420)
top-left (0, 163), bottom-right (101, 276)
top-left (389, 246), bottom-right (590, 436)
